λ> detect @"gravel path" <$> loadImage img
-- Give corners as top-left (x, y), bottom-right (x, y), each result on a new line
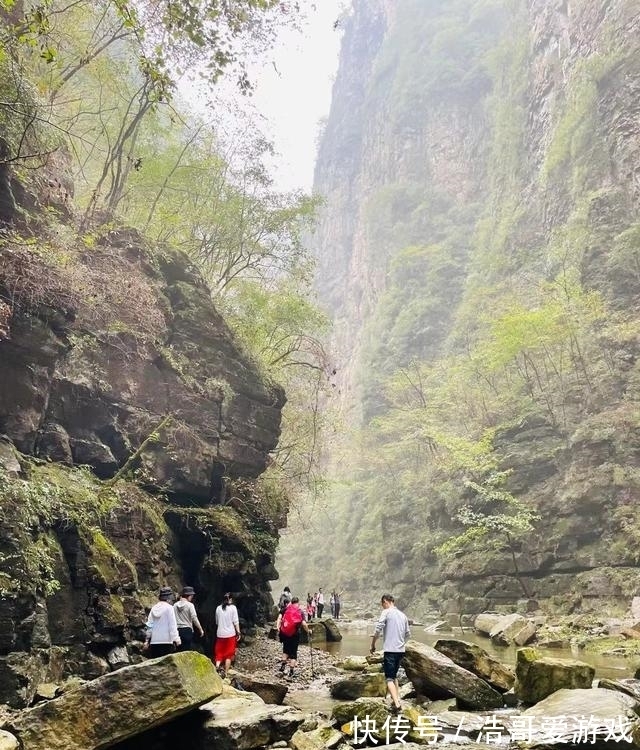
top-left (234, 626), bottom-right (341, 690)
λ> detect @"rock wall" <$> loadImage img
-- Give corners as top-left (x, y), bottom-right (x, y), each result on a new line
top-left (0, 177), bottom-right (286, 705)
top-left (304, 0), bottom-right (640, 613)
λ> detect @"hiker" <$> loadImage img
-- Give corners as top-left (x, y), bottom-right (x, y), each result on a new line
top-left (306, 593), bottom-right (313, 621)
top-left (370, 593), bottom-right (410, 714)
top-left (142, 586), bottom-right (181, 657)
top-left (214, 592), bottom-right (241, 677)
top-left (278, 586), bottom-right (292, 614)
top-left (174, 585), bottom-right (204, 651)
top-left (330, 591), bottom-right (336, 618)
top-left (334, 589), bottom-right (344, 619)
top-left (317, 587), bottom-right (325, 618)
top-left (276, 596), bottom-right (310, 679)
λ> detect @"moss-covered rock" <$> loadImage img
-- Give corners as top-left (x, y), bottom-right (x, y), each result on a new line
top-left (8, 652), bottom-right (222, 750)
top-left (515, 647), bottom-right (595, 704)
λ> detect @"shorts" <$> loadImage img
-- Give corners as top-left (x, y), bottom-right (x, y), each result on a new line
top-left (383, 652), bottom-right (404, 680)
top-left (281, 633), bottom-right (300, 660)
top-left (214, 635), bottom-right (237, 664)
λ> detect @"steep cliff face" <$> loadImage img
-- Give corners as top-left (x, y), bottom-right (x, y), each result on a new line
top-left (0, 175), bottom-right (285, 705)
top-left (301, 0), bottom-right (640, 613)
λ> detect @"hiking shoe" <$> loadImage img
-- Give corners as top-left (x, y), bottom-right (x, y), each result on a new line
top-left (278, 662), bottom-right (286, 673)
top-left (288, 669), bottom-right (295, 678)
top-left (390, 704), bottom-right (402, 715)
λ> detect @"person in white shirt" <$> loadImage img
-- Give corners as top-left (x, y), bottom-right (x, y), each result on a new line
top-left (174, 586), bottom-right (204, 651)
top-left (370, 593), bottom-right (410, 714)
top-left (214, 592), bottom-right (241, 677)
top-left (143, 587), bottom-right (181, 658)
top-left (317, 588), bottom-right (325, 618)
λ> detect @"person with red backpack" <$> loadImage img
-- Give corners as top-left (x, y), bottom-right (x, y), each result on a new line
top-left (276, 596), bottom-right (310, 679)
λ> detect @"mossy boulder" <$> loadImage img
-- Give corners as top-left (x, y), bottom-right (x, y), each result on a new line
top-left (515, 647), bottom-right (595, 704)
top-left (332, 697), bottom-right (388, 726)
top-left (339, 655), bottom-right (368, 671)
top-left (8, 652), bottom-right (221, 750)
top-left (330, 672), bottom-right (386, 699)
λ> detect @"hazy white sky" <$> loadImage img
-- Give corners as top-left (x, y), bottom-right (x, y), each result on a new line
top-left (239, 0), bottom-right (348, 192)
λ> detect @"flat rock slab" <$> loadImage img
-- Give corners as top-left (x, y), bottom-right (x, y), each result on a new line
top-left (199, 695), bottom-right (305, 750)
top-left (523, 688), bottom-right (639, 747)
top-left (8, 652), bottom-right (221, 750)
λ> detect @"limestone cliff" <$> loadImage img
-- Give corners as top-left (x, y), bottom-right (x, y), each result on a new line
top-left (300, 0), bottom-right (640, 613)
top-left (0, 169), bottom-right (285, 705)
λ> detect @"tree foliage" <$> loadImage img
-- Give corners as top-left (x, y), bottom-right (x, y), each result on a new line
top-left (0, 0), bottom-right (330, 519)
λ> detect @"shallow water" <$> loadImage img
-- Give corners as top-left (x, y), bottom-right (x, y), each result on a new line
top-left (315, 622), bottom-right (638, 681)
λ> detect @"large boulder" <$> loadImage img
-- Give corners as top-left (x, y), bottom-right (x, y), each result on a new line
top-left (514, 647), bottom-right (595, 704)
top-left (290, 726), bottom-right (343, 750)
top-left (0, 731), bottom-right (18, 750)
top-left (332, 697), bottom-right (388, 726)
top-left (598, 677), bottom-right (640, 702)
top-left (339, 655), bottom-right (369, 671)
top-left (7, 652), bottom-right (221, 750)
top-left (489, 613), bottom-right (536, 646)
top-left (230, 673), bottom-right (288, 705)
top-left (321, 619), bottom-right (343, 642)
top-left (198, 695), bottom-right (304, 750)
top-left (329, 672), bottom-right (386, 700)
top-left (523, 688), bottom-right (639, 747)
top-left (434, 639), bottom-right (515, 692)
top-left (403, 640), bottom-right (503, 710)
top-left (473, 613), bottom-right (503, 636)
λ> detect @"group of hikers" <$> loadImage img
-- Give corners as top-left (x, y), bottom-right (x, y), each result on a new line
top-left (142, 586), bottom-right (240, 677)
top-left (276, 586), bottom-right (410, 712)
top-left (143, 583), bottom-right (409, 713)
top-left (303, 587), bottom-right (344, 620)
top-left (275, 584), bottom-right (344, 679)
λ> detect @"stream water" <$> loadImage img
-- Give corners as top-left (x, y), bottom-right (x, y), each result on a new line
top-left (285, 620), bottom-right (638, 714)
top-left (317, 622), bottom-right (637, 680)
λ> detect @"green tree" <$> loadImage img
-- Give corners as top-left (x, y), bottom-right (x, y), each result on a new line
top-left (436, 470), bottom-right (540, 597)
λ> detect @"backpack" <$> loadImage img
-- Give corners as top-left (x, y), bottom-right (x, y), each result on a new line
top-left (279, 605), bottom-right (303, 637)
top-left (278, 592), bottom-right (291, 614)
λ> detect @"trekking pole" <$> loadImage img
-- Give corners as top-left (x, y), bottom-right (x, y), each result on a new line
top-left (309, 627), bottom-right (315, 678)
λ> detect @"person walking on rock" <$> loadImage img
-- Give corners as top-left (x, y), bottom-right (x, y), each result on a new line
top-left (174, 586), bottom-right (204, 651)
top-left (370, 593), bottom-right (410, 714)
top-left (276, 596), bottom-right (310, 679)
top-left (317, 587), bottom-right (325, 618)
top-left (214, 592), bottom-right (241, 677)
top-left (143, 587), bottom-right (181, 658)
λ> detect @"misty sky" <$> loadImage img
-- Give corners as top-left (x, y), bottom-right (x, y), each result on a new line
top-left (234, 0), bottom-right (347, 192)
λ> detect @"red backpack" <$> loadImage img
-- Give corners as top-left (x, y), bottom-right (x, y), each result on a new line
top-left (279, 605), bottom-right (303, 637)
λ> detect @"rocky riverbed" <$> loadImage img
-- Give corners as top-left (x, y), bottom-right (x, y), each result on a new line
top-left (234, 631), bottom-right (343, 710)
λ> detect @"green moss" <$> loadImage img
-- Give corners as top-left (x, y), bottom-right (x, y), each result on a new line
top-left (84, 528), bottom-right (137, 590)
top-left (98, 594), bottom-right (126, 628)
top-left (167, 506), bottom-right (255, 554)
top-left (516, 647), bottom-right (539, 664)
top-left (543, 51), bottom-right (624, 194)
